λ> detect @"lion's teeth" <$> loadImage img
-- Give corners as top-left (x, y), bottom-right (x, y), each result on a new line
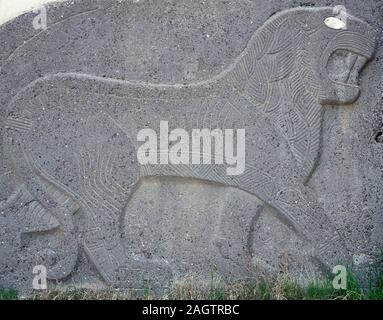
top-left (345, 53), bottom-right (358, 84)
top-left (347, 55), bottom-right (367, 85)
top-left (326, 50), bottom-right (368, 86)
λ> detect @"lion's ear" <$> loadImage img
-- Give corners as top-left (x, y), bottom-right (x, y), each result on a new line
top-left (292, 10), bottom-right (323, 32)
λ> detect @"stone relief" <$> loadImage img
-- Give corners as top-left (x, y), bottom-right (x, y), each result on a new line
top-left (0, 4), bottom-right (378, 290)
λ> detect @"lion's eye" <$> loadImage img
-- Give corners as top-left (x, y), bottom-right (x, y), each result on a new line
top-left (324, 17), bottom-right (346, 30)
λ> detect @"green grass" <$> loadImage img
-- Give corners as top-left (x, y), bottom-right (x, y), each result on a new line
top-left (306, 280), bottom-right (333, 300)
top-left (367, 266), bottom-right (383, 300)
top-left (0, 288), bottom-right (18, 300)
top-left (306, 263), bottom-right (383, 300)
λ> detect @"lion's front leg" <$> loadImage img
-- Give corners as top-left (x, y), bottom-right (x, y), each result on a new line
top-left (269, 183), bottom-right (351, 270)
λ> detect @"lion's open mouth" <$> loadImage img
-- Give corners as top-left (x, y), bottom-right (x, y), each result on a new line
top-left (318, 11), bottom-right (376, 105)
top-left (326, 49), bottom-right (368, 87)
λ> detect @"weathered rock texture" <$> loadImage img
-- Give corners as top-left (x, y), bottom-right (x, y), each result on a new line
top-left (0, 0), bottom-right (382, 291)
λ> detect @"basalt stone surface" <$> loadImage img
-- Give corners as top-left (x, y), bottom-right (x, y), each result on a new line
top-left (0, 0), bottom-right (382, 292)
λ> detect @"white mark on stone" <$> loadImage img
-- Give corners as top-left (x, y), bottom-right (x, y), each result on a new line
top-left (324, 17), bottom-right (346, 30)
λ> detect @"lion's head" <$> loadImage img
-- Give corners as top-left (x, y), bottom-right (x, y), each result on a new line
top-left (231, 7), bottom-right (377, 105)
top-left (227, 7), bottom-right (377, 180)
top-left (293, 7), bottom-right (377, 105)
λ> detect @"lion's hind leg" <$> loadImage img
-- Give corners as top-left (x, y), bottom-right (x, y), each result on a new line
top-left (213, 189), bottom-right (264, 280)
top-left (6, 137), bottom-right (80, 280)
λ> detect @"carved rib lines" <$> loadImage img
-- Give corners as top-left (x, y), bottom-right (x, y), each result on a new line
top-left (5, 116), bottom-right (32, 131)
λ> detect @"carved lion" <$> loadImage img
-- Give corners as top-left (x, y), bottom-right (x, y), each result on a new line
top-left (2, 7), bottom-right (377, 288)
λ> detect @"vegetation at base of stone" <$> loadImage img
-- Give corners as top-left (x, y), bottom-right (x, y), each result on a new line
top-left (4, 254), bottom-right (383, 300)
top-left (30, 288), bottom-right (135, 300)
top-left (166, 261), bottom-right (383, 300)
top-left (0, 288), bottom-right (18, 300)
top-left (26, 264), bottom-right (383, 300)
